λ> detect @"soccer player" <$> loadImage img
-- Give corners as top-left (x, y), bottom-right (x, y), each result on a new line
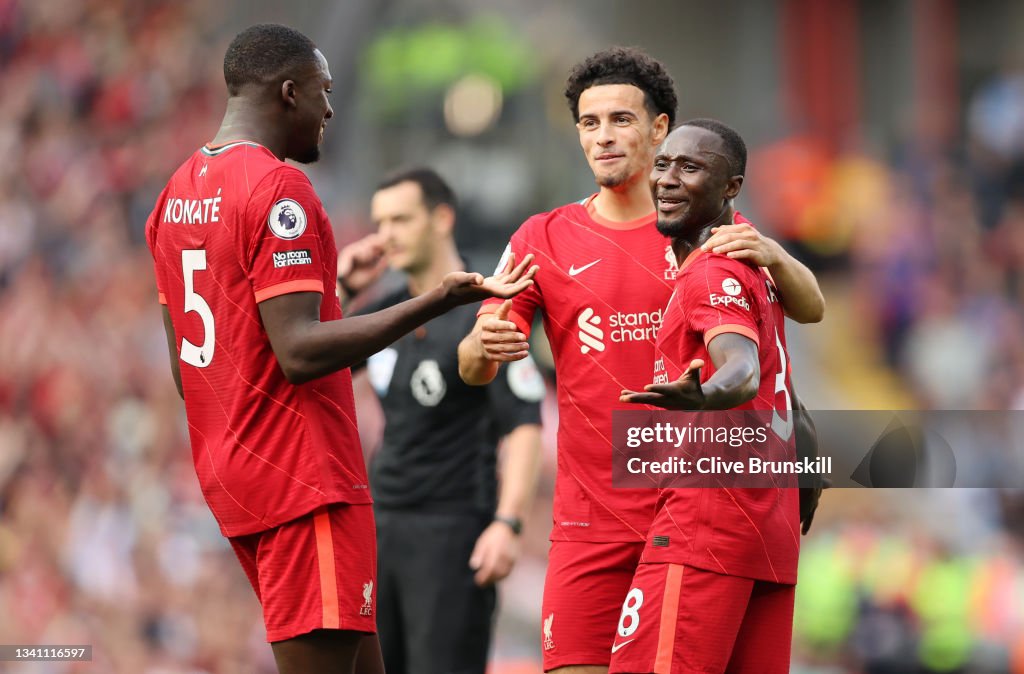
top-left (145, 25), bottom-right (536, 674)
top-left (336, 167), bottom-right (544, 674)
top-left (457, 47), bottom-right (824, 673)
top-left (611, 119), bottom-right (799, 674)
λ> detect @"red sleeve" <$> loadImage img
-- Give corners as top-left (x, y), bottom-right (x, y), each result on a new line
top-left (243, 167), bottom-right (328, 303)
top-left (733, 210), bottom-right (754, 227)
top-left (682, 255), bottom-right (762, 348)
top-left (145, 190), bottom-right (168, 305)
top-left (477, 224), bottom-right (542, 337)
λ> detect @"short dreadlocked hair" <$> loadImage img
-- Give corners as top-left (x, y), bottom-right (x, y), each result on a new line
top-left (223, 24), bottom-right (319, 96)
top-left (564, 47), bottom-right (677, 128)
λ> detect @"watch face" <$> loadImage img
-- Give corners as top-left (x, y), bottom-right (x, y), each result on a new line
top-left (497, 516), bottom-right (522, 535)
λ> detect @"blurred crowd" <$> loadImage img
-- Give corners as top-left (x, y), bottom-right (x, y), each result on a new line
top-left (793, 510), bottom-right (1024, 674)
top-left (2, 0), bottom-right (1024, 672)
top-left (0, 1), bottom-right (276, 671)
top-left (743, 59), bottom-right (1024, 410)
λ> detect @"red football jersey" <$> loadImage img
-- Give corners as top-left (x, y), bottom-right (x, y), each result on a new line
top-left (481, 197), bottom-right (680, 542)
top-left (640, 246), bottom-right (800, 583)
top-left (146, 140), bottom-right (371, 537)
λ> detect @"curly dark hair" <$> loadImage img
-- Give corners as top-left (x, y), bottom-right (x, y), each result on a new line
top-left (564, 47), bottom-right (677, 128)
top-left (223, 24), bottom-right (318, 96)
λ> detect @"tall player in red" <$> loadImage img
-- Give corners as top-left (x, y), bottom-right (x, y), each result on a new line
top-left (146, 25), bottom-right (536, 674)
top-left (458, 48), bottom-right (824, 673)
top-left (611, 119), bottom-right (800, 674)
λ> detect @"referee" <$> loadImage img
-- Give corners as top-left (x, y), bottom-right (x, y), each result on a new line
top-left (338, 168), bottom-right (544, 674)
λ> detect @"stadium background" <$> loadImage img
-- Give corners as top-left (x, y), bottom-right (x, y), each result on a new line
top-left (2, 0), bottom-right (1024, 671)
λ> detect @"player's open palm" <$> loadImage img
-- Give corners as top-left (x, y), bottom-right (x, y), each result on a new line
top-left (469, 520), bottom-right (519, 587)
top-left (620, 359), bottom-right (706, 410)
top-left (442, 252), bottom-right (538, 304)
top-left (701, 214), bottom-right (783, 267)
top-left (337, 232), bottom-right (387, 294)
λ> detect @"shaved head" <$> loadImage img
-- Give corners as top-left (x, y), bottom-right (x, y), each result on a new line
top-left (223, 24), bottom-right (319, 96)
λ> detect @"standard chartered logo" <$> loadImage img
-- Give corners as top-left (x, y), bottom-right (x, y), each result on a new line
top-left (578, 307), bottom-right (605, 354)
top-left (577, 307), bottom-right (663, 354)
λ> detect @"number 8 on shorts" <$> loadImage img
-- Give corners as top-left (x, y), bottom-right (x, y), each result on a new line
top-left (618, 587), bottom-right (644, 637)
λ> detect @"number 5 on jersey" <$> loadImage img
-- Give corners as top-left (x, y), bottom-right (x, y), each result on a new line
top-left (770, 328), bottom-right (792, 441)
top-left (180, 249), bottom-right (215, 367)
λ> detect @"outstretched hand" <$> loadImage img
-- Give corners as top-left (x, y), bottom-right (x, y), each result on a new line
top-left (441, 253), bottom-right (538, 305)
top-left (620, 359), bottom-right (706, 410)
top-left (701, 214), bottom-right (784, 268)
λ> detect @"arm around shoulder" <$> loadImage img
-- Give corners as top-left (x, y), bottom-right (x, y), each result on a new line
top-left (768, 249), bottom-right (825, 323)
top-left (701, 222), bottom-right (824, 323)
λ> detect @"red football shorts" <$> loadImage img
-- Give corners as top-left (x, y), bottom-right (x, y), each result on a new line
top-left (609, 563), bottom-right (795, 674)
top-left (228, 503), bottom-right (377, 642)
top-left (541, 540), bottom-right (644, 671)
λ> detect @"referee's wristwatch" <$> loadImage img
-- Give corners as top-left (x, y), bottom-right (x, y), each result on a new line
top-left (494, 514), bottom-right (523, 536)
top-left (337, 274), bottom-right (358, 298)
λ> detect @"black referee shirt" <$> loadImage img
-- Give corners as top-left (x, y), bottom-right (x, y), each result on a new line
top-left (355, 284), bottom-right (544, 514)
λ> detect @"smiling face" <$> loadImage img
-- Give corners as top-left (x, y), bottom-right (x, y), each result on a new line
top-left (576, 84), bottom-right (668, 192)
top-left (286, 48), bottom-right (333, 164)
top-left (650, 125), bottom-right (743, 238)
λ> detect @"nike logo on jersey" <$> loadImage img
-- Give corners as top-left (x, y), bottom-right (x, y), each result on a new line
top-left (568, 259), bottom-right (601, 276)
top-left (611, 639), bottom-right (635, 653)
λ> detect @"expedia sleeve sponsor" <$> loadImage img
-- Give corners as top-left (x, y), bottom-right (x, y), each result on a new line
top-left (272, 249), bottom-right (313, 268)
top-left (709, 277), bottom-right (751, 311)
top-left (709, 293), bottom-right (750, 311)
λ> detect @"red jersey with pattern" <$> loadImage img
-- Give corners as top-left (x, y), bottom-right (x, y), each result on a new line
top-left (641, 246), bottom-right (800, 583)
top-left (146, 141), bottom-right (370, 538)
top-left (481, 197), bottom-right (681, 542)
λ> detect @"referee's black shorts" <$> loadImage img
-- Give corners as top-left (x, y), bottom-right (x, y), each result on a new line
top-left (375, 507), bottom-right (496, 674)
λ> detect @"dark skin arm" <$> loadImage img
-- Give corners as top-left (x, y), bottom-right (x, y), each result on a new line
top-left (259, 257), bottom-right (536, 385)
top-left (161, 306), bottom-right (183, 400)
top-left (792, 391), bottom-right (824, 535)
top-left (260, 288), bottom-right (461, 383)
top-left (620, 332), bottom-right (760, 410)
top-left (160, 256), bottom-right (536, 389)
top-left (620, 335), bottom-right (824, 534)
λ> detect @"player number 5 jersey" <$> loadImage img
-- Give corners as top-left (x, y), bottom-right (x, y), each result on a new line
top-left (146, 141), bottom-right (371, 538)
